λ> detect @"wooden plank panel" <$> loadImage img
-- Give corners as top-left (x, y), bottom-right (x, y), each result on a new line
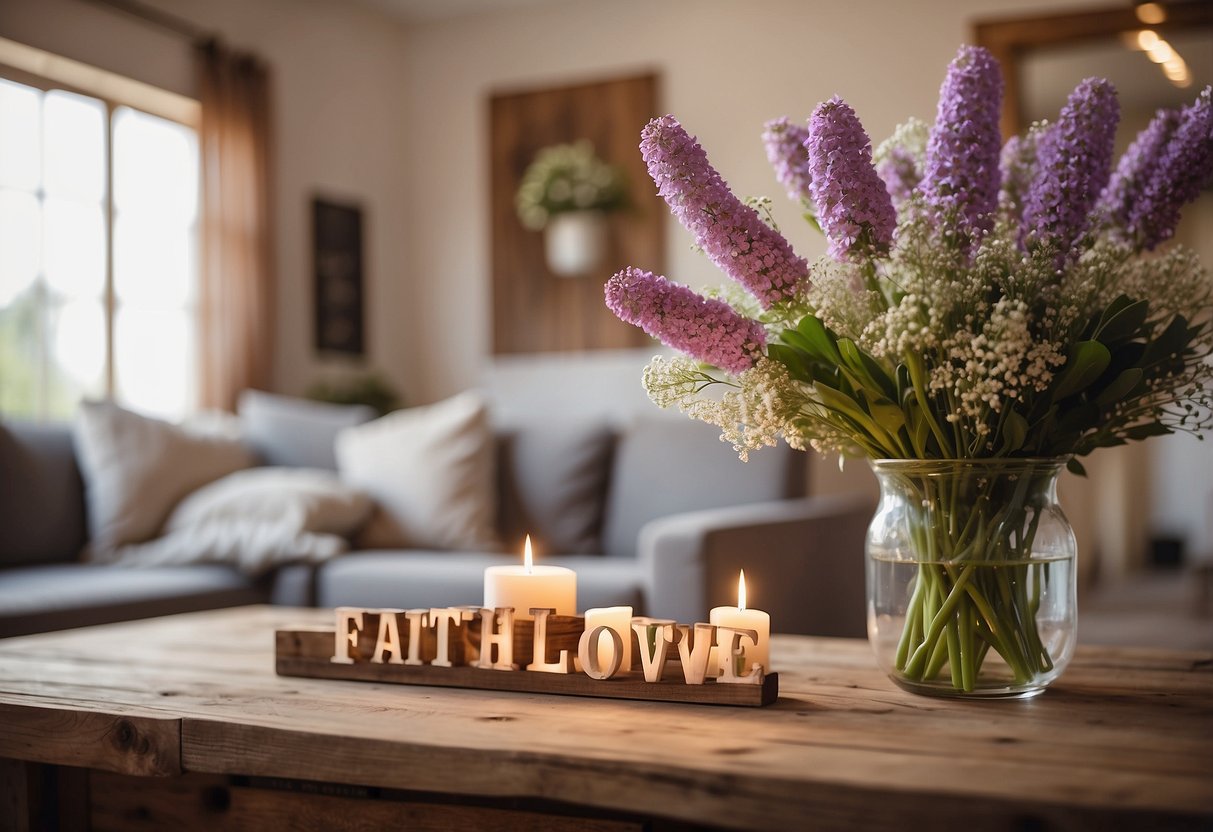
top-left (489, 72), bottom-right (664, 354)
top-left (88, 770), bottom-right (642, 832)
top-left (0, 703), bottom-right (180, 777)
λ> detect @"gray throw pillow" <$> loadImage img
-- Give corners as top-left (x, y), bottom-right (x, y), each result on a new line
top-left (238, 390), bottom-right (376, 470)
top-left (497, 421), bottom-right (614, 555)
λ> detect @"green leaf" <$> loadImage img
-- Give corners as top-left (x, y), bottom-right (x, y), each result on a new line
top-left (779, 328), bottom-right (818, 358)
top-left (766, 344), bottom-right (813, 383)
top-left (1093, 294), bottom-right (1133, 330)
top-left (1053, 402), bottom-right (1100, 437)
top-left (814, 384), bottom-right (876, 432)
top-left (1066, 458), bottom-right (1087, 477)
top-left (1093, 367), bottom-right (1144, 408)
top-left (1000, 410), bottom-right (1029, 454)
top-left (1141, 315), bottom-right (1190, 368)
top-left (895, 363), bottom-right (911, 404)
top-left (1050, 341), bottom-right (1112, 401)
top-left (1095, 298), bottom-right (1149, 343)
top-left (1123, 422), bottom-right (1172, 441)
top-left (870, 401), bottom-right (907, 436)
top-left (837, 338), bottom-right (897, 401)
top-left (910, 406), bottom-right (931, 455)
top-left (796, 315), bottom-right (842, 364)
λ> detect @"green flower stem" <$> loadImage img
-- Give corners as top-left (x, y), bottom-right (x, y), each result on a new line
top-left (924, 625), bottom-right (951, 680)
top-left (902, 563), bottom-right (976, 679)
top-left (959, 602), bottom-right (976, 692)
top-left (945, 615), bottom-right (964, 690)
top-left (895, 566), bottom-right (927, 668)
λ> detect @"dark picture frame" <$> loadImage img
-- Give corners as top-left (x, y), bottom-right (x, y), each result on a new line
top-left (312, 197), bottom-right (365, 356)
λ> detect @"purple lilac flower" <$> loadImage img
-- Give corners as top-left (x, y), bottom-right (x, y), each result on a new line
top-left (605, 267), bottom-right (765, 374)
top-left (1021, 77), bottom-right (1119, 258)
top-left (763, 117), bottom-right (814, 203)
top-left (806, 97), bottom-right (896, 262)
top-left (920, 46), bottom-right (1004, 252)
top-left (873, 118), bottom-right (929, 209)
top-left (1096, 107), bottom-right (1180, 240)
top-left (641, 116), bottom-right (807, 308)
top-left (877, 147), bottom-right (920, 207)
top-left (998, 124), bottom-right (1046, 223)
top-left (1127, 86), bottom-right (1213, 251)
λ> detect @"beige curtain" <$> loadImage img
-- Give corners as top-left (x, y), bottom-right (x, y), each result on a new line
top-left (196, 41), bottom-right (274, 412)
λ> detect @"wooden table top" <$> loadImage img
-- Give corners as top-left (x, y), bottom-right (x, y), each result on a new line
top-left (0, 605), bottom-right (1209, 830)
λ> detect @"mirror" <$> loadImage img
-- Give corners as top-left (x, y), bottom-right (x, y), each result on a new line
top-left (976, 4), bottom-right (1213, 583)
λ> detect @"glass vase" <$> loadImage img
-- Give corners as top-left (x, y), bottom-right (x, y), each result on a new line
top-left (866, 459), bottom-right (1077, 699)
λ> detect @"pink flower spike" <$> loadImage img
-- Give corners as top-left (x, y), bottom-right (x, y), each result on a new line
top-left (641, 116), bottom-right (808, 308)
top-left (605, 267), bottom-right (766, 374)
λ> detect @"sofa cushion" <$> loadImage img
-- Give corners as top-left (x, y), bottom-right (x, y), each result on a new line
top-left (166, 467), bottom-right (374, 538)
top-left (601, 418), bottom-right (801, 559)
top-left (0, 563), bottom-right (262, 638)
top-left (337, 392), bottom-right (498, 552)
top-left (0, 421), bottom-right (87, 567)
top-left (497, 421), bottom-right (613, 555)
top-left (73, 401), bottom-right (256, 557)
top-left (317, 552), bottom-right (645, 613)
top-left (239, 390), bottom-right (376, 470)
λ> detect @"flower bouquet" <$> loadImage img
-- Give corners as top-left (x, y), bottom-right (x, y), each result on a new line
top-left (604, 46), bottom-right (1213, 697)
top-left (516, 139), bottom-right (628, 230)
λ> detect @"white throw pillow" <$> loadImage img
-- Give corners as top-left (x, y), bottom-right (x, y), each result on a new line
top-left (73, 400), bottom-right (256, 558)
top-left (106, 524), bottom-right (349, 576)
top-left (336, 391), bottom-right (498, 551)
top-left (104, 468), bottom-right (374, 576)
top-left (165, 467), bottom-right (374, 537)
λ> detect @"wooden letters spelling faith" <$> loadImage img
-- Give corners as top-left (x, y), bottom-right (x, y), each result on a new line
top-left (275, 606), bottom-right (779, 707)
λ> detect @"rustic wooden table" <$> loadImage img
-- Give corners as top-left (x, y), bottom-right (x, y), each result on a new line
top-left (0, 605), bottom-right (1209, 831)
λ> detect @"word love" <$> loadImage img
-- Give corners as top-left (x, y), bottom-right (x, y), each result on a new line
top-left (330, 606), bottom-right (766, 686)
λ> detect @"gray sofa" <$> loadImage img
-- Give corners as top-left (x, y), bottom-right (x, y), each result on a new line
top-left (0, 392), bottom-right (871, 639)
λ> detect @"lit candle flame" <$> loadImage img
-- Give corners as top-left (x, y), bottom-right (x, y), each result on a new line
top-left (524, 534), bottom-right (533, 575)
top-left (738, 569), bottom-right (747, 612)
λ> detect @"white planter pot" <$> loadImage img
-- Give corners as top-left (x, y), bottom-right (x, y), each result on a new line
top-left (544, 211), bottom-right (608, 277)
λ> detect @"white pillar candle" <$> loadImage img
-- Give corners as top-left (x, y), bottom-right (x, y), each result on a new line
top-left (709, 570), bottom-right (771, 673)
top-left (483, 535), bottom-right (576, 620)
top-left (584, 605), bottom-right (633, 672)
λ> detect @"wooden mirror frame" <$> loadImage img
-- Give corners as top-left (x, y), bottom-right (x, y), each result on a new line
top-left (973, 2), bottom-right (1213, 139)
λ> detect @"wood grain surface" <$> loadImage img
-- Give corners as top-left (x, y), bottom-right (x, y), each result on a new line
top-left (489, 72), bottom-right (663, 355)
top-left (0, 606), bottom-right (1210, 831)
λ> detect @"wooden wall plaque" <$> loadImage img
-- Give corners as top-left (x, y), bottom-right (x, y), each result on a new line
top-left (489, 72), bottom-right (665, 355)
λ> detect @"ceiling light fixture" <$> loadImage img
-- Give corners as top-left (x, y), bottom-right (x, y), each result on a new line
top-left (1147, 41), bottom-right (1176, 63)
top-left (1135, 29), bottom-right (1160, 50)
top-left (1135, 3), bottom-right (1167, 25)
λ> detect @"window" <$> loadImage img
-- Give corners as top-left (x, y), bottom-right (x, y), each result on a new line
top-left (0, 72), bottom-right (199, 422)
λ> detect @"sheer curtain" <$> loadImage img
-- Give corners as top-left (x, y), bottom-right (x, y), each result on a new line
top-left (196, 40), bottom-right (274, 411)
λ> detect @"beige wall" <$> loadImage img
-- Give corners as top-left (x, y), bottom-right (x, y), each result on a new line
top-left (0, 0), bottom-right (414, 401)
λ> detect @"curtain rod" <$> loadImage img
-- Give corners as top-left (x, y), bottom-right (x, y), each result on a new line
top-left (79, 0), bottom-right (213, 46)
